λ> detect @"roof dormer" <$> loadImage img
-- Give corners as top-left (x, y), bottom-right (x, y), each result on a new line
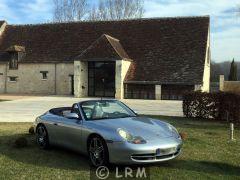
top-left (6, 45), bottom-right (26, 70)
top-left (6, 45), bottom-right (26, 52)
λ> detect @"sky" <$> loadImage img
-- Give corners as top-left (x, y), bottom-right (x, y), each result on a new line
top-left (0, 0), bottom-right (239, 62)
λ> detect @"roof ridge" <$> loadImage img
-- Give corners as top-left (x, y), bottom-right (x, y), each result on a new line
top-left (104, 34), bottom-right (120, 42)
top-left (6, 15), bottom-right (210, 27)
top-left (105, 35), bottom-right (130, 60)
top-left (75, 35), bottom-right (105, 59)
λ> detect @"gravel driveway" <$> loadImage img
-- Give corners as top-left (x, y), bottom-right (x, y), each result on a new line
top-left (0, 96), bottom-right (183, 122)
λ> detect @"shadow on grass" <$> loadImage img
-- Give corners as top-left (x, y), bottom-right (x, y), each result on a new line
top-left (0, 133), bottom-right (90, 171)
top-left (1, 132), bottom-right (239, 177)
top-left (152, 159), bottom-right (240, 176)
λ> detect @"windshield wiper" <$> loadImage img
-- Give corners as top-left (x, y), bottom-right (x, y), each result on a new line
top-left (119, 115), bottom-right (136, 118)
top-left (92, 117), bottom-right (108, 120)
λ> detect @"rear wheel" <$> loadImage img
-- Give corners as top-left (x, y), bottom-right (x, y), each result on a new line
top-left (36, 124), bottom-right (49, 149)
top-left (88, 136), bottom-right (109, 167)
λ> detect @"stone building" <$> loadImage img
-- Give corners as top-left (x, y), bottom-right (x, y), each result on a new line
top-left (0, 16), bottom-right (210, 100)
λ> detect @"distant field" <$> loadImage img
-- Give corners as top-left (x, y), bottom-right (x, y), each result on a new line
top-left (0, 116), bottom-right (239, 179)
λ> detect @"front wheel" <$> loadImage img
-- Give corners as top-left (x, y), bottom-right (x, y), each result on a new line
top-left (36, 124), bottom-right (49, 149)
top-left (88, 136), bottom-right (109, 167)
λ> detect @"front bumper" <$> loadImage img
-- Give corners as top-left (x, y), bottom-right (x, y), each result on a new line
top-left (107, 137), bottom-right (182, 164)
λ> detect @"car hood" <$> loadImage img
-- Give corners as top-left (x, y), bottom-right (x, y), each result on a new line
top-left (91, 116), bottom-right (173, 140)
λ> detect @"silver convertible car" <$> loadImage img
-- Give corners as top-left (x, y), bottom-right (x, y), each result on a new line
top-left (34, 100), bottom-right (182, 167)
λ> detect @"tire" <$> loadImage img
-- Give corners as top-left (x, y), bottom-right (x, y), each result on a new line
top-left (88, 135), bottom-right (109, 167)
top-left (36, 124), bottom-right (50, 149)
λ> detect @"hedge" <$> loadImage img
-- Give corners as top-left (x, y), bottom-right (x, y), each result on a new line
top-left (183, 91), bottom-right (240, 124)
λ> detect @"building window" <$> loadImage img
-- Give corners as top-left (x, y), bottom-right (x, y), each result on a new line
top-left (9, 53), bottom-right (18, 70)
top-left (9, 76), bottom-right (17, 82)
top-left (40, 71), bottom-right (48, 80)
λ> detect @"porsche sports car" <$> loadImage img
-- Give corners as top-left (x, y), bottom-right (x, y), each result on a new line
top-left (34, 99), bottom-right (182, 167)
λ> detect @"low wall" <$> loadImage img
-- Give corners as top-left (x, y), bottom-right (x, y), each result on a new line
top-left (219, 75), bottom-right (240, 94)
top-left (223, 81), bottom-right (240, 94)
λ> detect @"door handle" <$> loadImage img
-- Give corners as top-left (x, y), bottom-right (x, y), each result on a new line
top-left (53, 123), bottom-right (58, 126)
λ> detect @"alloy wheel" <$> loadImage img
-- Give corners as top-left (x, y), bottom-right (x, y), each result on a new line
top-left (89, 137), bottom-right (106, 167)
top-left (36, 125), bottom-right (48, 149)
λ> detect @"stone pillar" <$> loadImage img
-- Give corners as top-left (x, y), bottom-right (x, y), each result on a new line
top-left (74, 61), bottom-right (88, 98)
top-left (219, 75), bottom-right (224, 91)
top-left (115, 60), bottom-right (131, 99)
top-left (155, 85), bottom-right (161, 100)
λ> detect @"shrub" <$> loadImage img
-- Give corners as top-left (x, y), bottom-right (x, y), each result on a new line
top-left (29, 126), bottom-right (35, 134)
top-left (183, 91), bottom-right (240, 124)
top-left (14, 137), bottom-right (28, 148)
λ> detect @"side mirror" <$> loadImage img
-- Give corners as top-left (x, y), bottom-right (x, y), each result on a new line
top-left (65, 113), bottom-right (79, 119)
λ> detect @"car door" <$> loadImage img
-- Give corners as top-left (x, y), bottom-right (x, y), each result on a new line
top-left (54, 104), bottom-right (83, 151)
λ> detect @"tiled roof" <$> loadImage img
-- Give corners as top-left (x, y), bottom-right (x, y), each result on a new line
top-left (75, 34), bottom-right (130, 61)
top-left (0, 16), bottom-right (209, 84)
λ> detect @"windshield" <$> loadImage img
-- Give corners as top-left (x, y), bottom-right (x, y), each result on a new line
top-left (80, 100), bottom-right (136, 120)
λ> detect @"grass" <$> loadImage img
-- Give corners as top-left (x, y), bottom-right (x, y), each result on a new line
top-left (0, 116), bottom-right (240, 179)
top-left (0, 100), bottom-right (9, 102)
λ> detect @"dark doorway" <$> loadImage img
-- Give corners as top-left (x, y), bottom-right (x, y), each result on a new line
top-left (161, 85), bottom-right (194, 100)
top-left (69, 75), bottom-right (74, 95)
top-left (88, 62), bottom-right (115, 97)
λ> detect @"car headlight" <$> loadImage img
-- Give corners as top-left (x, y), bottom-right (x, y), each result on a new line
top-left (118, 129), bottom-right (146, 144)
top-left (168, 125), bottom-right (181, 139)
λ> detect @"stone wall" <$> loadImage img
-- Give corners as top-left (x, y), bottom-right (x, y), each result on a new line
top-left (0, 62), bottom-right (74, 95)
top-left (115, 60), bottom-right (131, 99)
top-left (56, 63), bottom-right (74, 95)
top-left (74, 61), bottom-right (88, 98)
top-left (0, 63), bottom-right (7, 93)
top-left (219, 75), bottom-right (240, 94)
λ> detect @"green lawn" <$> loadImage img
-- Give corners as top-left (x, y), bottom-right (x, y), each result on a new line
top-left (0, 116), bottom-right (239, 179)
top-left (0, 100), bottom-right (9, 102)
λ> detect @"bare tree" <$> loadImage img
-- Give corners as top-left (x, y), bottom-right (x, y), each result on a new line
top-left (88, 0), bottom-right (109, 21)
top-left (88, 6), bottom-right (98, 21)
top-left (88, 0), bottom-right (144, 21)
top-left (53, 0), bottom-right (88, 22)
top-left (53, 0), bottom-right (144, 22)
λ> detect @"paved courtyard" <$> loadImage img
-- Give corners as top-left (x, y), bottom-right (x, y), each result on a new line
top-left (0, 95), bottom-right (183, 122)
